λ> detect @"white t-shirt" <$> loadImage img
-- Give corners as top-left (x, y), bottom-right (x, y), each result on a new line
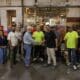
top-left (7, 31), bottom-right (18, 46)
top-left (15, 31), bottom-right (22, 41)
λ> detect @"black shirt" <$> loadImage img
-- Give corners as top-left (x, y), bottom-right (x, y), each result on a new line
top-left (0, 36), bottom-right (8, 46)
top-left (45, 31), bottom-right (56, 48)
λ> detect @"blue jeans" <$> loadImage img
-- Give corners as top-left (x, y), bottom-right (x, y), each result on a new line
top-left (0, 47), bottom-right (7, 64)
top-left (68, 48), bottom-right (77, 65)
top-left (3, 48), bottom-right (7, 64)
top-left (0, 48), bottom-right (3, 64)
top-left (24, 44), bottom-right (32, 65)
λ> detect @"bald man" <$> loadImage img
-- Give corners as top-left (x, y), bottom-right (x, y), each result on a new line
top-left (23, 26), bottom-right (35, 68)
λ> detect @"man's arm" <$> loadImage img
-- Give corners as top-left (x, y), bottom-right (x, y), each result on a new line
top-left (28, 34), bottom-right (35, 44)
top-left (64, 33), bottom-right (67, 48)
top-left (7, 33), bottom-right (11, 46)
top-left (23, 33), bottom-right (34, 44)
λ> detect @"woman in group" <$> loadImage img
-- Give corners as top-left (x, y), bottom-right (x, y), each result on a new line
top-left (0, 30), bottom-right (8, 64)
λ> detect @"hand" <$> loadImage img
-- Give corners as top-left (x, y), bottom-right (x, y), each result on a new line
top-left (41, 41), bottom-right (45, 45)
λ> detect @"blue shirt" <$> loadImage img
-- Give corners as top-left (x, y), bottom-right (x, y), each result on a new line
top-left (23, 32), bottom-right (34, 45)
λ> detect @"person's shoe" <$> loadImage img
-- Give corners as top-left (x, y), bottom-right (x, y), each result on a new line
top-left (73, 65), bottom-right (77, 70)
top-left (25, 65), bottom-right (30, 69)
top-left (43, 64), bottom-right (51, 67)
top-left (77, 64), bottom-right (80, 68)
top-left (51, 64), bottom-right (57, 69)
top-left (66, 62), bottom-right (71, 66)
top-left (33, 58), bottom-right (37, 62)
top-left (54, 65), bottom-right (57, 68)
top-left (39, 58), bottom-right (44, 62)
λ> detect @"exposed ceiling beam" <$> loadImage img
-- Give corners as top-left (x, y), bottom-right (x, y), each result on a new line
top-left (0, 5), bottom-right (80, 8)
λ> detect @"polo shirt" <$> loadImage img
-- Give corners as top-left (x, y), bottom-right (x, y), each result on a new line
top-left (64, 31), bottom-right (78, 48)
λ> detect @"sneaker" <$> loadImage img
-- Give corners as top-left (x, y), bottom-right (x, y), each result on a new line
top-left (25, 65), bottom-right (30, 68)
top-left (66, 62), bottom-right (71, 66)
top-left (43, 64), bottom-right (51, 67)
top-left (77, 64), bottom-right (80, 68)
top-left (39, 58), bottom-right (43, 62)
top-left (33, 58), bottom-right (37, 61)
top-left (52, 64), bottom-right (57, 68)
top-left (73, 65), bottom-right (77, 70)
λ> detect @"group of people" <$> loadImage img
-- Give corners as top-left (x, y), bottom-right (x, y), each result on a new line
top-left (0, 24), bottom-right (80, 70)
top-left (0, 26), bottom-right (22, 68)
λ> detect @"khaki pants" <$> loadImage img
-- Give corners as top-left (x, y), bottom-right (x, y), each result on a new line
top-left (47, 47), bottom-right (56, 66)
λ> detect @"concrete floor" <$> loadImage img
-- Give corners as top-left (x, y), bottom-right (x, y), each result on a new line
top-left (0, 62), bottom-right (80, 80)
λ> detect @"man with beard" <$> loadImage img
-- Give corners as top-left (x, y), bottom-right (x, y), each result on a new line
top-left (64, 27), bottom-right (78, 70)
top-left (32, 26), bottom-right (45, 62)
top-left (44, 26), bottom-right (58, 67)
top-left (23, 26), bottom-right (35, 68)
top-left (8, 26), bottom-right (18, 68)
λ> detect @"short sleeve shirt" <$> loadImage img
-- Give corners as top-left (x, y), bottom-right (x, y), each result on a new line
top-left (32, 31), bottom-right (44, 45)
top-left (15, 32), bottom-right (22, 40)
top-left (45, 31), bottom-right (56, 48)
top-left (64, 31), bottom-right (78, 48)
top-left (7, 32), bottom-right (18, 46)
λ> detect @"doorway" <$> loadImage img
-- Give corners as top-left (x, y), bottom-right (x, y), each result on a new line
top-left (7, 10), bottom-right (16, 26)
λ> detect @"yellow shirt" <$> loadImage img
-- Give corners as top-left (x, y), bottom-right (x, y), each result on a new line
top-left (32, 31), bottom-right (44, 45)
top-left (64, 31), bottom-right (78, 48)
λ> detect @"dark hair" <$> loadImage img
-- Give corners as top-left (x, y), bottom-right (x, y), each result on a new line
top-left (12, 22), bottom-right (16, 27)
